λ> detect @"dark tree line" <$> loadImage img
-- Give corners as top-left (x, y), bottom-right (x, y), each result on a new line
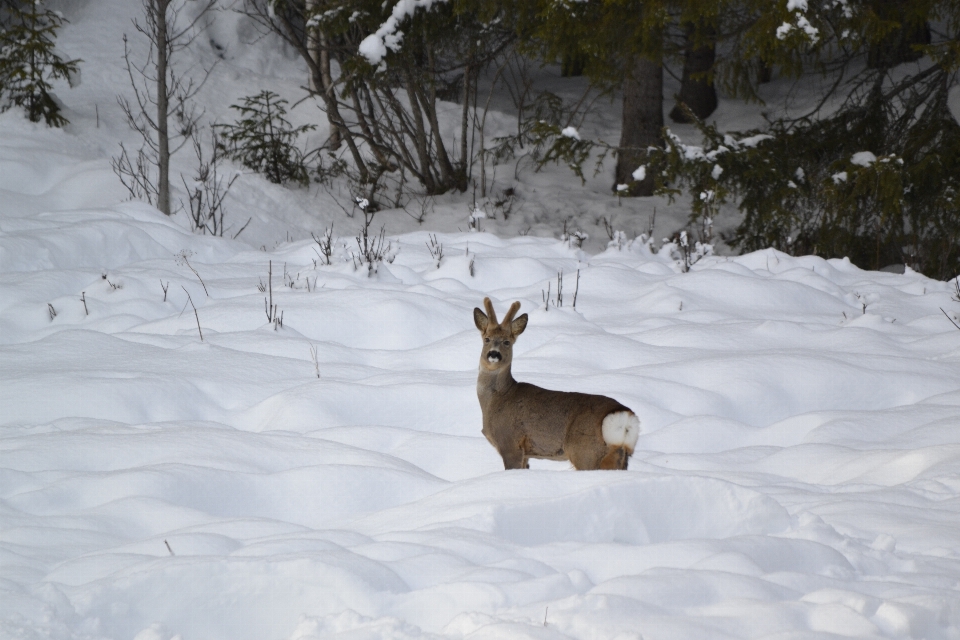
top-left (2, 0), bottom-right (957, 277)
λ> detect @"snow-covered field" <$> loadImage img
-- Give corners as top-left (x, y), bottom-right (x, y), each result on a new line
top-left (3, 3), bottom-right (960, 640)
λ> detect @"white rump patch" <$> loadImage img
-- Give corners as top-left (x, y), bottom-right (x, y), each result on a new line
top-left (602, 411), bottom-right (640, 450)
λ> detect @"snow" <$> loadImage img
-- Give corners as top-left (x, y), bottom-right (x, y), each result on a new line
top-left (359, 0), bottom-right (448, 65)
top-left (2, 3), bottom-right (960, 640)
top-left (851, 151), bottom-right (877, 167)
top-left (560, 126), bottom-right (581, 141)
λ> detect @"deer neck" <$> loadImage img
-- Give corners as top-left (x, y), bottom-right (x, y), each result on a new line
top-left (477, 364), bottom-right (516, 405)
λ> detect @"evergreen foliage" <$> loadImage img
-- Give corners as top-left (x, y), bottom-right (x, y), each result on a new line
top-left (658, 78), bottom-right (960, 280)
top-left (0, 0), bottom-right (79, 126)
top-left (216, 91), bottom-right (315, 187)
top-left (655, 0), bottom-right (960, 279)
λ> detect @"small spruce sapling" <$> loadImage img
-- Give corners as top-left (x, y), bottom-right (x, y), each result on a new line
top-left (216, 91), bottom-right (315, 186)
top-left (0, 0), bottom-right (80, 126)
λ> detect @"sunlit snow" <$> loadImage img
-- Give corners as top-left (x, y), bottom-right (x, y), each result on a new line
top-left (1, 3), bottom-right (960, 640)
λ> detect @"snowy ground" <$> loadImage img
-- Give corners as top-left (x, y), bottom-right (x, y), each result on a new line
top-left (3, 2), bottom-right (960, 640)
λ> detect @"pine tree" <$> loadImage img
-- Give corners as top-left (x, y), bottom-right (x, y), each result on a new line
top-left (0, 0), bottom-right (79, 127)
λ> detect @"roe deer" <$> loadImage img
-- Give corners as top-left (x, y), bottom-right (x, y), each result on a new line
top-left (473, 297), bottom-right (639, 470)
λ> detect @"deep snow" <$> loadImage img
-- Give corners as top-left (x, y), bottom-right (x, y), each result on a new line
top-left (3, 2), bottom-right (960, 640)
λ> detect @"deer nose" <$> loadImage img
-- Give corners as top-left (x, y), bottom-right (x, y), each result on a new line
top-left (487, 350), bottom-right (502, 363)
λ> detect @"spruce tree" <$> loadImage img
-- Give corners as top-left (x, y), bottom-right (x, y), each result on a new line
top-left (513, 0), bottom-right (725, 196)
top-left (0, 0), bottom-right (79, 127)
top-left (216, 91), bottom-right (315, 186)
top-left (658, 0), bottom-right (960, 279)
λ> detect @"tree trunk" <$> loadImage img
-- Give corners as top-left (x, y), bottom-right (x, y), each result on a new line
top-left (561, 52), bottom-right (586, 77)
top-left (669, 23), bottom-right (717, 123)
top-left (757, 59), bottom-right (772, 84)
top-left (616, 51), bottom-right (663, 197)
top-left (156, 0), bottom-right (170, 215)
top-left (306, 0), bottom-right (341, 150)
top-left (867, 0), bottom-right (930, 69)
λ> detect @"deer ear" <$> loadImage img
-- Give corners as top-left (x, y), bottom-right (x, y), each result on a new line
top-left (511, 313), bottom-right (528, 337)
top-left (474, 307), bottom-right (489, 332)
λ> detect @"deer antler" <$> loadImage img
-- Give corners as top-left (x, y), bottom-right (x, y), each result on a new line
top-left (483, 297), bottom-right (499, 326)
top-left (501, 301), bottom-right (521, 326)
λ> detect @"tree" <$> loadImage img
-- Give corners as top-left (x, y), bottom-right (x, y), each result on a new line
top-left (659, 0), bottom-right (960, 278)
top-left (866, 0), bottom-right (931, 69)
top-left (216, 90), bottom-right (315, 186)
top-left (113, 0), bottom-right (216, 215)
top-left (0, 0), bottom-right (80, 126)
top-left (669, 21), bottom-right (718, 123)
top-left (304, 0), bottom-right (339, 149)
top-left (243, 0), bottom-right (514, 195)
top-left (516, 0), bottom-right (730, 196)
top-left (616, 50), bottom-right (663, 195)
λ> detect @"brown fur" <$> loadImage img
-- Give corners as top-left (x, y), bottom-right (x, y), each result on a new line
top-left (474, 297), bottom-right (634, 470)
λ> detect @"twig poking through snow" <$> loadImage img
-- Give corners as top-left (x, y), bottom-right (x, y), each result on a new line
top-left (426, 234), bottom-right (443, 268)
top-left (543, 606), bottom-right (548, 626)
top-left (176, 250), bottom-right (208, 297)
top-left (48, 303), bottom-right (57, 321)
top-left (181, 286), bottom-right (203, 342)
top-left (160, 280), bottom-right (169, 302)
top-left (572, 269), bottom-right (580, 308)
top-left (263, 260), bottom-right (283, 330)
top-left (233, 217), bottom-right (252, 240)
top-left (80, 292), bottom-right (88, 316)
top-left (310, 345), bottom-right (320, 379)
top-left (164, 539), bottom-right (175, 556)
top-left (312, 226), bottom-right (334, 266)
top-left (941, 308), bottom-right (960, 331)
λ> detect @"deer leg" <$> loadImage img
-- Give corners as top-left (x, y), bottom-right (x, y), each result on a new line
top-left (599, 446), bottom-right (630, 470)
top-left (499, 442), bottom-right (528, 470)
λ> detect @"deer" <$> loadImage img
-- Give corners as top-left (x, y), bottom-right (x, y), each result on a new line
top-left (473, 297), bottom-right (640, 470)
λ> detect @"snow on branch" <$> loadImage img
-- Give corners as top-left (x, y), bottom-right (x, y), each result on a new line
top-left (358, 0), bottom-right (448, 65)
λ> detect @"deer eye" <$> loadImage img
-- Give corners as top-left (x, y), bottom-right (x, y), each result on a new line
top-left (503, 340), bottom-right (511, 346)
top-left (484, 338), bottom-right (490, 343)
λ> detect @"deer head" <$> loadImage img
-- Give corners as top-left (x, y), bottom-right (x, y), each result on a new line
top-left (474, 297), bottom-right (528, 372)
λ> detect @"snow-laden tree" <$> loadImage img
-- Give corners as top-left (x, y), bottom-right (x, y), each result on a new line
top-left (0, 0), bottom-right (79, 126)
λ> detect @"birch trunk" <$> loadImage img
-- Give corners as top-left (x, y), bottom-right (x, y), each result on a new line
top-left (156, 0), bottom-right (171, 215)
